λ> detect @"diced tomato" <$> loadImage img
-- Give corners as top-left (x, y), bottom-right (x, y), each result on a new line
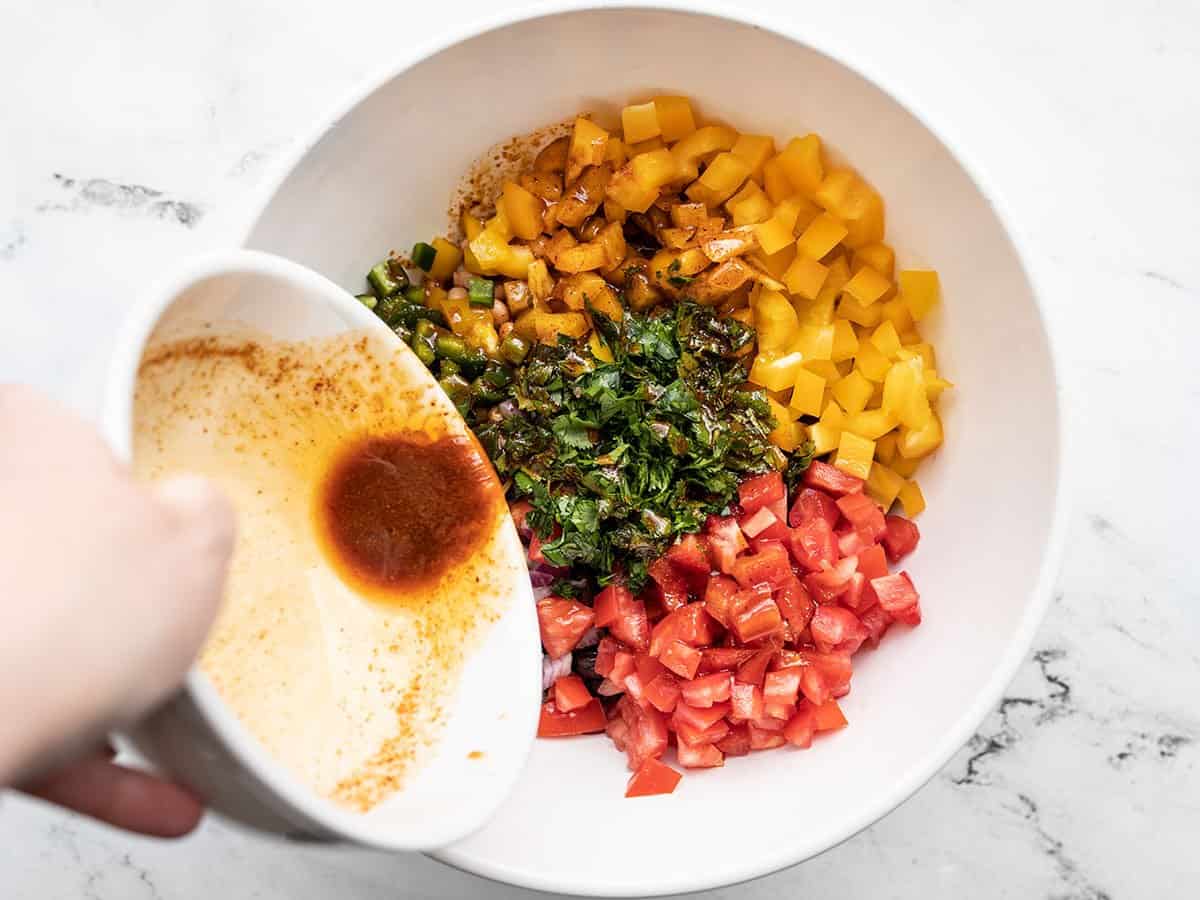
top-left (528, 531), bottom-right (546, 564)
top-left (553, 675), bottom-right (593, 712)
top-left (763, 668), bottom-right (802, 706)
top-left (803, 460), bottom-right (865, 496)
top-left (698, 647), bottom-right (756, 674)
top-left (731, 590), bottom-right (783, 642)
top-left (625, 757), bottom-right (682, 797)
top-left (734, 647), bottom-right (774, 685)
top-left (715, 722), bottom-right (752, 756)
top-left (836, 492), bottom-right (887, 542)
top-left (635, 653), bottom-right (667, 685)
top-left (676, 740), bottom-right (725, 768)
top-left (680, 672), bottom-right (732, 708)
top-left (705, 515), bottom-right (748, 573)
top-left (702, 573), bottom-right (739, 628)
top-left (536, 596), bottom-right (596, 658)
top-left (813, 699), bottom-right (848, 732)
top-left (871, 572), bottom-right (920, 614)
top-left (731, 541), bottom-right (793, 590)
top-left (730, 681), bottom-right (765, 721)
top-left (673, 701), bottom-right (730, 732)
top-left (659, 640), bottom-right (702, 679)
top-left (804, 556), bottom-right (858, 604)
top-left (739, 506), bottom-right (776, 539)
top-left (837, 529), bottom-right (870, 558)
top-left (610, 649), bottom-right (636, 687)
top-left (783, 702), bottom-right (816, 748)
top-left (618, 696), bottom-right (670, 770)
top-left (799, 666), bottom-right (828, 706)
top-left (674, 716), bottom-right (730, 747)
top-left (788, 517), bottom-right (838, 572)
top-left (811, 605), bottom-right (868, 654)
top-left (594, 636), bottom-right (625, 677)
top-left (762, 701), bottom-right (795, 721)
top-left (799, 649), bottom-right (854, 694)
top-left (593, 584), bottom-right (623, 628)
top-left (748, 722), bottom-right (787, 750)
top-left (788, 487), bottom-right (841, 529)
top-left (839, 572), bottom-right (868, 612)
top-left (858, 604), bottom-right (892, 646)
top-left (643, 672), bottom-right (682, 713)
top-left (665, 534), bottom-right (712, 592)
top-left (606, 714), bottom-right (629, 751)
top-left (892, 600), bottom-right (923, 626)
top-left (538, 699), bottom-right (607, 736)
top-left (602, 587), bottom-right (650, 652)
top-left (623, 672), bottom-right (645, 703)
top-left (856, 544), bottom-right (889, 580)
top-left (767, 494), bottom-right (789, 524)
top-left (674, 603), bottom-right (720, 645)
top-left (738, 471), bottom-right (786, 515)
top-left (509, 499), bottom-right (533, 536)
top-left (775, 576), bottom-right (816, 634)
top-left (882, 515), bottom-right (921, 562)
top-left (648, 557), bottom-right (690, 612)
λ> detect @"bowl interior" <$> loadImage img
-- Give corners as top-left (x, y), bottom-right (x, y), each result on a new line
top-left (242, 8), bottom-right (1060, 895)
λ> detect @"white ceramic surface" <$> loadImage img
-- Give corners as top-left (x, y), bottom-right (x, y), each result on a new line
top-left (235, 7), bottom-right (1065, 895)
top-left (102, 249), bottom-right (542, 852)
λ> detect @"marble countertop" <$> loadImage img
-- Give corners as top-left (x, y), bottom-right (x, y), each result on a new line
top-left (2, 0), bottom-right (1198, 896)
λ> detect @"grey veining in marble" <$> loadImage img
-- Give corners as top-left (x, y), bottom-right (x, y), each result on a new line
top-left (1, 0), bottom-right (1198, 897)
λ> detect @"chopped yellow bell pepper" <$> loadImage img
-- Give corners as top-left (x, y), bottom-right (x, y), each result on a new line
top-left (866, 461), bottom-right (905, 510)
top-left (796, 213), bottom-right (848, 261)
top-left (834, 431), bottom-right (875, 480)
top-left (494, 244), bottom-right (534, 280)
top-left (899, 270), bottom-right (940, 321)
top-left (752, 243), bottom-right (797, 281)
top-left (533, 311), bottom-right (590, 344)
top-left (853, 338), bottom-right (890, 382)
top-left (427, 237), bottom-right (463, 283)
top-left (789, 367), bottom-right (826, 416)
top-left (794, 293), bottom-right (836, 327)
top-left (760, 155), bottom-right (791, 203)
top-left (794, 323), bottom-right (834, 360)
top-left (838, 293), bottom-right (884, 327)
top-left (621, 101), bottom-right (661, 144)
top-left (870, 320), bottom-right (902, 358)
top-left (632, 149), bottom-right (680, 190)
top-left (880, 296), bottom-right (914, 334)
top-left (925, 371), bottom-right (955, 402)
top-left (875, 431), bottom-right (898, 465)
top-left (567, 117), bottom-right (610, 182)
top-left (842, 264), bottom-right (892, 306)
top-left (882, 357), bottom-right (932, 430)
top-left (753, 289), bottom-right (800, 353)
top-left (854, 242), bottom-right (895, 278)
top-left (653, 95), bottom-right (696, 142)
top-left (588, 331), bottom-right (614, 363)
top-left (783, 254), bottom-right (828, 300)
top-left (607, 163), bottom-right (659, 213)
top-left (776, 135), bottom-right (824, 200)
top-left (502, 180), bottom-right (544, 241)
top-left (897, 411), bottom-right (943, 459)
top-left (844, 408), bottom-right (899, 440)
top-left (605, 137), bottom-right (628, 167)
top-left (830, 318), bottom-right (859, 361)
top-left (686, 152), bottom-right (752, 206)
top-left (902, 342), bottom-right (936, 370)
top-left (468, 227), bottom-right (511, 273)
top-left (671, 125), bottom-right (738, 179)
top-left (727, 181), bottom-right (773, 226)
top-left (756, 215), bottom-right (796, 257)
top-left (805, 359), bottom-right (841, 382)
top-left (897, 480), bottom-right (926, 516)
top-left (750, 351), bottom-right (806, 391)
top-left (822, 255), bottom-right (851, 297)
top-left (767, 397), bottom-right (805, 451)
top-left (890, 454), bottom-right (921, 478)
top-left (832, 369), bottom-right (873, 415)
top-left (731, 133), bottom-right (776, 180)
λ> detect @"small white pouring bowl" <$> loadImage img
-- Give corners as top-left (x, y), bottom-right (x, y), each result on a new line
top-left (102, 248), bottom-right (542, 851)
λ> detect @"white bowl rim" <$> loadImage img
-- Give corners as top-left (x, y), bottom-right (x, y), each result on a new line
top-left (228, 1), bottom-right (1072, 893)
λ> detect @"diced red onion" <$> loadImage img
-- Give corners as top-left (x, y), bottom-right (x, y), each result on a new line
top-left (542, 653), bottom-right (573, 691)
top-left (596, 678), bottom-right (625, 697)
top-left (576, 626), bottom-right (601, 648)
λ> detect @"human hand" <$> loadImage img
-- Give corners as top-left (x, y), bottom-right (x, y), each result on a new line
top-left (0, 385), bottom-right (235, 836)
